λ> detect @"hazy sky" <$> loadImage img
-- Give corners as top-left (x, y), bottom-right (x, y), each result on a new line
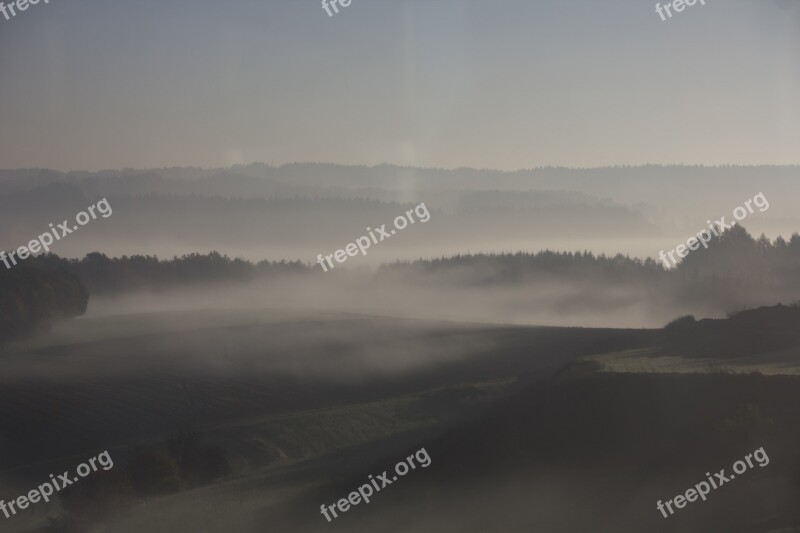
top-left (0, 0), bottom-right (798, 171)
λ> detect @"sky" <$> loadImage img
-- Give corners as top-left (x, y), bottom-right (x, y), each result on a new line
top-left (0, 0), bottom-right (798, 171)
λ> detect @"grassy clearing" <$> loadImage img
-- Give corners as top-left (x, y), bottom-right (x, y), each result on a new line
top-left (586, 348), bottom-right (800, 375)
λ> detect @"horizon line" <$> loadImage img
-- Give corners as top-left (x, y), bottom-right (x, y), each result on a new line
top-left (2, 162), bottom-right (800, 175)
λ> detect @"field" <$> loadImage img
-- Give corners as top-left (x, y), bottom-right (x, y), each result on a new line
top-left (0, 309), bottom-right (647, 532)
top-left (3, 308), bottom-right (800, 532)
top-left (586, 348), bottom-right (800, 376)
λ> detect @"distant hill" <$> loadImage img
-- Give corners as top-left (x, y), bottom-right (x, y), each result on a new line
top-left (0, 164), bottom-right (798, 263)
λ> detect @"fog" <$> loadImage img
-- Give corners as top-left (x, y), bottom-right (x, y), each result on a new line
top-left (2, 0), bottom-right (798, 529)
top-left (3, 167), bottom-right (799, 533)
top-left (0, 165), bottom-right (797, 268)
top-left (76, 273), bottom-right (666, 330)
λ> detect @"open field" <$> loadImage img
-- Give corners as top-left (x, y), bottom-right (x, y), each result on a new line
top-left (0, 309), bottom-right (651, 532)
top-left (75, 363), bottom-right (800, 533)
top-left (4, 306), bottom-right (800, 532)
top-left (586, 348), bottom-right (800, 376)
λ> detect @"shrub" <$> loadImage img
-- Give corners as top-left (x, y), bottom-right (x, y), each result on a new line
top-left (663, 314), bottom-right (696, 332)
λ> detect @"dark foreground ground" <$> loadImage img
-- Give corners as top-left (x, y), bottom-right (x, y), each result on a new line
top-left (0, 309), bottom-right (798, 532)
top-left (290, 368), bottom-right (800, 533)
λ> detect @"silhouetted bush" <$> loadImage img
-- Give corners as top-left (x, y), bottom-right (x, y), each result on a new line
top-left (664, 314), bottom-right (696, 332)
top-left (0, 254), bottom-right (88, 343)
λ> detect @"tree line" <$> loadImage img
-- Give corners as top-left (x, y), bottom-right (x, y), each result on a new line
top-left (0, 252), bottom-right (308, 343)
top-left (3, 225), bottom-right (800, 343)
top-left (0, 255), bottom-right (88, 344)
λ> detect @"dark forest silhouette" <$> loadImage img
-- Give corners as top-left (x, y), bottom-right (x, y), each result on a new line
top-left (3, 224), bottom-right (800, 342)
top-left (0, 256), bottom-right (88, 343)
